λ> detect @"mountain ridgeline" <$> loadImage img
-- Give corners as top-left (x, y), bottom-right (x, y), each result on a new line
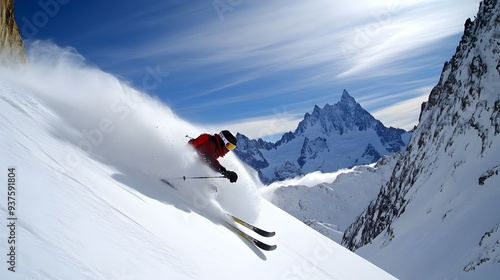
top-left (235, 90), bottom-right (411, 184)
top-left (342, 0), bottom-right (500, 277)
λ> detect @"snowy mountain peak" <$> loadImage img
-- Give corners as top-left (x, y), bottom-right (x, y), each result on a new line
top-left (340, 89), bottom-right (357, 108)
top-left (312, 104), bottom-right (322, 114)
top-left (235, 90), bottom-right (410, 183)
top-left (296, 89), bottom-right (377, 136)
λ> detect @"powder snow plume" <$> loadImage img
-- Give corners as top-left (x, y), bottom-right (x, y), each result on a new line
top-left (1, 41), bottom-right (262, 222)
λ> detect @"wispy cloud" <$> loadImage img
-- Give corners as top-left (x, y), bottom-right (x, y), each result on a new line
top-left (124, 0), bottom-right (479, 77)
top-left (337, 0), bottom-right (481, 78)
top-left (208, 113), bottom-right (303, 141)
top-left (372, 87), bottom-right (432, 130)
top-left (82, 0), bottom-right (481, 137)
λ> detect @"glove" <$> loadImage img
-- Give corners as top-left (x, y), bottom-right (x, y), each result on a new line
top-left (223, 170), bottom-right (238, 183)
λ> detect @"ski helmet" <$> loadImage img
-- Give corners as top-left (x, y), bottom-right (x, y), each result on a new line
top-left (219, 130), bottom-right (237, 151)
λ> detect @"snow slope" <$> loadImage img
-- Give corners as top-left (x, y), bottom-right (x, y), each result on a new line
top-left (264, 154), bottom-right (401, 243)
top-left (0, 42), bottom-right (395, 280)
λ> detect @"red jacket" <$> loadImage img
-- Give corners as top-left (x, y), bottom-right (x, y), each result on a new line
top-left (188, 133), bottom-right (229, 173)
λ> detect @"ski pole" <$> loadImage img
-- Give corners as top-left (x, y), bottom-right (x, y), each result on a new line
top-left (170, 176), bottom-right (225, 180)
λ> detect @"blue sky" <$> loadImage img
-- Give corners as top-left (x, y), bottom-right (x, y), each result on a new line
top-left (14, 0), bottom-right (481, 140)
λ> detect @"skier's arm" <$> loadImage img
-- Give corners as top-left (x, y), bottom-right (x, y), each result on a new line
top-left (202, 155), bottom-right (237, 183)
top-left (202, 155), bottom-right (225, 174)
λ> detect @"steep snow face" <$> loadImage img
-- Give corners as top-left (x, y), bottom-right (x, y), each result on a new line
top-left (343, 1), bottom-right (500, 279)
top-left (235, 90), bottom-right (410, 184)
top-left (0, 42), bottom-right (396, 280)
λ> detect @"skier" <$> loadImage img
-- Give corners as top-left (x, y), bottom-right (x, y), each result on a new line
top-left (188, 130), bottom-right (238, 183)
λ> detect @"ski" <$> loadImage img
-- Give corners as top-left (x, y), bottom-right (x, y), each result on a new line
top-left (225, 222), bottom-right (277, 251)
top-left (226, 213), bottom-right (276, 237)
top-left (160, 179), bottom-right (276, 251)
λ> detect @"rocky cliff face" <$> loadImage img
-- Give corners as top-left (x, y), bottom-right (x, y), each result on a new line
top-left (0, 0), bottom-right (26, 65)
top-left (235, 90), bottom-right (411, 183)
top-left (342, 1), bottom-right (500, 276)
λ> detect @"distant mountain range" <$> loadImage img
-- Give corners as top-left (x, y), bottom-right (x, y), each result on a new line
top-left (235, 90), bottom-right (412, 183)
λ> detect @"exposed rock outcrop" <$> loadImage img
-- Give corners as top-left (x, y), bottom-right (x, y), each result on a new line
top-left (0, 0), bottom-right (26, 65)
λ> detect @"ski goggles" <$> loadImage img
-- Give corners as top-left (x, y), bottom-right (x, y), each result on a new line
top-left (220, 133), bottom-right (237, 151)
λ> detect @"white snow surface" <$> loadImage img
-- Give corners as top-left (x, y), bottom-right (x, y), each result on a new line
top-left (0, 42), bottom-right (396, 280)
top-left (263, 154), bottom-right (400, 243)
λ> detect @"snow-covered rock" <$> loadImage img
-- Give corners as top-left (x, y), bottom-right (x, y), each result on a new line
top-left (235, 90), bottom-right (411, 183)
top-left (342, 1), bottom-right (500, 279)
